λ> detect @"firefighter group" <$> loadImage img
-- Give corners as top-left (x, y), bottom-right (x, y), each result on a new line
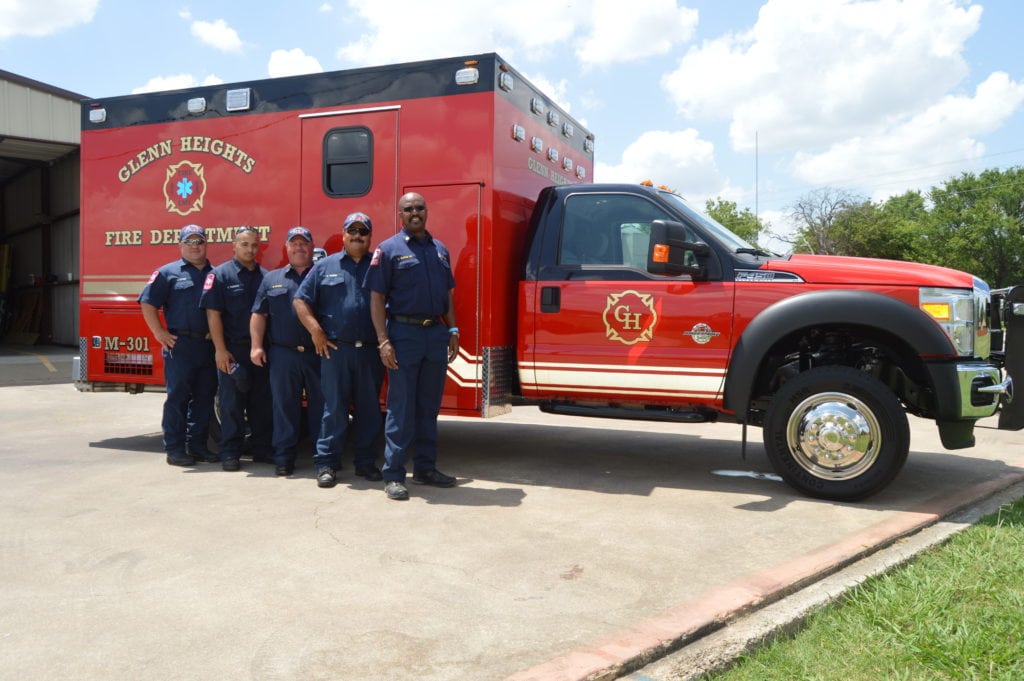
top-left (138, 193), bottom-right (460, 501)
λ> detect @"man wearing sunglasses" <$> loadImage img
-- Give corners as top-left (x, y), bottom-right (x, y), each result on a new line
top-left (199, 226), bottom-right (273, 471)
top-left (295, 212), bottom-right (384, 489)
top-left (251, 226), bottom-right (325, 477)
top-left (366, 193), bottom-right (459, 501)
top-left (138, 224), bottom-right (218, 467)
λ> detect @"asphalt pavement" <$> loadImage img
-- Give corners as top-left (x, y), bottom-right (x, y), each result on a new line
top-left (1, 343), bottom-right (1023, 681)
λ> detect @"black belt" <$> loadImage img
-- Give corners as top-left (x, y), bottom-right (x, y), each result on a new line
top-left (273, 343), bottom-right (308, 352)
top-left (389, 314), bottom-right (441, 327)
top-left (170, 328), bottom-right (210, 340)
top-left (328, 339), bottom-right (374, 348)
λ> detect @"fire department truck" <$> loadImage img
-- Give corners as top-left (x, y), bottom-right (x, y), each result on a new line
top-left (75, 53), bottom-right (1023, 501)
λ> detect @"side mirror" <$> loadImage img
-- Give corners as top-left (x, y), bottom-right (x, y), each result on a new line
top-left (647, 219), bottom-right (709, 279)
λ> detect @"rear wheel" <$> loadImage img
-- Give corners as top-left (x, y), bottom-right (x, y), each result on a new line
top-left (763, 366), bottom-right (909, 501)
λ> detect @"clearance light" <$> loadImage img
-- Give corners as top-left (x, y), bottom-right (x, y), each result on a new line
top-left (652, 244), bottom-right (669, 263)
top-left (562, 156), bottom-right (573, 172)
top-left (576, 165), bottom-right (586, 179)
top-left (511, 124), bottom-right (526, 142)
top-left (530, 136), bottom-right (544, 153)
top-left (562, 122), bottom-right (574, 138)
top-left (225, 87), bottom-right (252, 112)
top-left (547, 148), bottom-right (559, 162)
top-left (530, 97), bottom-right (546, 116)
top-left (187, 97), bottom-right (207, 114)
top-left (584, 138), bottom-right (595, 154)
top-left (499, 71), bottom-right (514, 92)
top-left (88, 107), bottom-right (107, 124)
top-left (547, 110), bottom-right (560, 127)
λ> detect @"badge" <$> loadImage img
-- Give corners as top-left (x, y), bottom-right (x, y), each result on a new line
top-left (204, 272), bottom-right (216, 290)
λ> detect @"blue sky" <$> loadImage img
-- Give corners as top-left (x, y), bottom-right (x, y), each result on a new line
top-left (3, 0), bottom-right (1023, 245)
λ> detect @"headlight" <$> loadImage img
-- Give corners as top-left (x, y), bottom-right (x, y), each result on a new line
top-left (919, 282), bottom-right (990, 358)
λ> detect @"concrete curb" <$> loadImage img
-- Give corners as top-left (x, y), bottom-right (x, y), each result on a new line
top-left (503, 473), bottom-right (1024, 681)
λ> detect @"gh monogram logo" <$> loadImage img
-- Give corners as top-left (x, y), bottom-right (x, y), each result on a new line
top-left (603, 290), bottom-right (658, 345)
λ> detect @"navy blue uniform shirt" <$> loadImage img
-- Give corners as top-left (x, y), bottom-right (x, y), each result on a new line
top-left (138, 257), bottom-right (212, 332)
top-left (198, 258), bottom-right (265, 341)
top-left (295, 250), bottom-right (375, 342)
top-left (252, 264), bottom-right (315, 348)
top-left (363, 229), bottom-right (455, 316)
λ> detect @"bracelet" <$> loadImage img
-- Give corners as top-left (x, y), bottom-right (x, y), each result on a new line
top-left (448, 327), bottom-right (459, 335)
top-left (378, 339), bottom-right (391, 350)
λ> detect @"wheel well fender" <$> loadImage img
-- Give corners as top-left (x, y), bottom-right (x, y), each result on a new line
top-left (723, 289), bottom-right (953, 417)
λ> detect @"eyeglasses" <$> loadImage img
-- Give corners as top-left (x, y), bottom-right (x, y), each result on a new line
top-left (181, 239), bottom-right (205, 246)
top-left (235, 226), bottom-right (257, 235)
top-left (346, 226), bottom-right (371, 236)
top-left (401, 204), bottom-right (427, 213)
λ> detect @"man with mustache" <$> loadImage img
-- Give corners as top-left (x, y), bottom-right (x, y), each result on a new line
top-left (295, 212), bottom-right (384, 488)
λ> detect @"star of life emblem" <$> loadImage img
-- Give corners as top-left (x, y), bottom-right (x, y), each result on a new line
top-left (164, 161), bottom-right (206, 216)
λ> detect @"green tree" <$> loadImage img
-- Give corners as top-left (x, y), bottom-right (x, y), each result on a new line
top-left (927, 167), bottom-right (1024, 288)
top-left (784, 187), bottom-right (863, 255)
top-left (705, 198), bottom-right (765, 245)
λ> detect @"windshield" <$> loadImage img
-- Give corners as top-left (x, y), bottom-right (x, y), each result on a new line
top-left (659, 190), bottom-right (756, 252)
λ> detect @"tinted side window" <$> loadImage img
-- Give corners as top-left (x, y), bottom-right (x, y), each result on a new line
top-left (324, 127), bottom-right (372, 197)
top-left (559, 193), bottom-right (688, 269)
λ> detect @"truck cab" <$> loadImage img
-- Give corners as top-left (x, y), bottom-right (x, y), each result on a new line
top-left (516, 183), bottom-right (1021, 500)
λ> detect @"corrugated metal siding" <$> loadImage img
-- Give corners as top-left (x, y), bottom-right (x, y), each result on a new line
top-left (0, 78), bottom-right (80, 145)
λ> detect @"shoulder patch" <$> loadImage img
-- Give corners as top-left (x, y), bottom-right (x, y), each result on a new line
top-left (147, 270), bottom-right (159, 284)
top-left (370, 247), bottom-right (382, 266)
top-left (204, 272), bottom-right (216, 290)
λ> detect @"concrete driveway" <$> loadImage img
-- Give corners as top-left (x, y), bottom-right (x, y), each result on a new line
top-left (2, 345), bottom-right (1023, 681)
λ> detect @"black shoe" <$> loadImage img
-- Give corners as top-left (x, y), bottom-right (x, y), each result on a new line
top-left (275, 463), bottom-right (294, 476)
top-left (188, 448), bottom-right (218, 463)
top-left (411, 468), bottom-right (456, 487)
top-left (222, 458), bottom-right (241, 472)
top-left (385, 480), bottom-right (409, 500)
top-left (166, 454), bottom-right (196, 467)
top-left (354, 464), bottom-right (383, 481)
top-left (317, 467), bottom-right (336, 488)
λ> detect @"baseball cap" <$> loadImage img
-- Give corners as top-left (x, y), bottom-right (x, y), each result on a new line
top-left (286, 226), bottom-right (313, 242)
top-left (343, 212), bottom-right (373, 232)
top-left (179, 224), bottom-right (206, 242)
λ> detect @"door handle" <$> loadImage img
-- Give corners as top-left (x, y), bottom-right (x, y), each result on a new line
top-left (541, 286), bottom-right (560, 313)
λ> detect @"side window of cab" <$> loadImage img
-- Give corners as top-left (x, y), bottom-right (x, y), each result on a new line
top-left (558, 194), bottom-right (690, 271)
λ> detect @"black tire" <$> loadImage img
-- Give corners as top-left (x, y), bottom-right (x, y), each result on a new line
top-left (762, 366), bottom-right (910, 501)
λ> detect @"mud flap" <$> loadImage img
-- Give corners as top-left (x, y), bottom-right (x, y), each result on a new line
top-left (998, 286), bottom-right (1024, 430)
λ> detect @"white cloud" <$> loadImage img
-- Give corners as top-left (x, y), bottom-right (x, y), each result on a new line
top-left (319, 3), bottom-right (333, 12)
top-left (268, 48), bottom-right (324, 78)
top-left (0, 0), bottom-right (98, 39)
top-left (576, 0), bottom-right (698, 67)
top-left (521, 72), bottom-right (572, 114)
top-left (131, 73), bottom-right (223, 94)
top-left (595, 129), bottom-right (730, 205)
top-left (662, 0), bottom-right (983, 153)
top-left (791, 71), bottom-right (1024, 199)
top-left (333, 0), bottom-right (698, 70)
top-left (190, 18), bottom-right (243, 54)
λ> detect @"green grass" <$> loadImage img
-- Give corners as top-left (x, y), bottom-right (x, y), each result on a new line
top-left (702, 497), bottom-right (1024, 681)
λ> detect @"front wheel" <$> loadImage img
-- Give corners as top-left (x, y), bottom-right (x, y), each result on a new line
top-left (763, 366), bottom-right (910, 501)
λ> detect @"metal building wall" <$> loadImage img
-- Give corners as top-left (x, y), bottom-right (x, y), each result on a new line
top-left (0, 70), bottom-right (82, 346)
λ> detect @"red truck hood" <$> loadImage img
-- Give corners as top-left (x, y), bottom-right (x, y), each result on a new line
top-left (764, 254), bottom-right (975, 288)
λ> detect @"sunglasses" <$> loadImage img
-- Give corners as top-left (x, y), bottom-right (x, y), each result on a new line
top-left (346, 226), bottom-right (371, 236)
top-left (181, 239), bottom-right (206, 246)
top-left (401, 204), bottom-right (427, 213)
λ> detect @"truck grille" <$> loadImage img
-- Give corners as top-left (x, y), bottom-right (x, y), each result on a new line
top-left (104, 351), bottom-right (154, 376)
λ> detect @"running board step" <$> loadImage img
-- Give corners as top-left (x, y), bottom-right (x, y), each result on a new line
top-left (540, 403), bottom-right (715, 423)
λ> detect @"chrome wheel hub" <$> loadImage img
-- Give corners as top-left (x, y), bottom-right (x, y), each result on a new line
top-left (786, 391), bottom-right (881, 481)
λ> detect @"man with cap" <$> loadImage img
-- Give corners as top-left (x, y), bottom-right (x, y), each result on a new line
top-left (138, 224), bottom-right (217, 466)
top-left (366, 193), bottom-right (459, 501)
top-left (295, 212), bottom-right (384, 488)
top-left (250, 226), bottom-right (324, 477)
top-left (199, 226), bottom-right (273, 471)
